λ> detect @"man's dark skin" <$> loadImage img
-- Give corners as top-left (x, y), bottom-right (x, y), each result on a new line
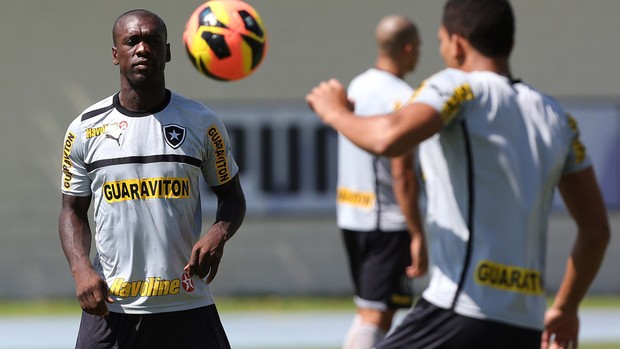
top-left (59, 10), bottom-right (245, 317)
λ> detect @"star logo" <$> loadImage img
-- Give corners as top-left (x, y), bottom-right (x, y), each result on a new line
top-left (162, 124), bottom-right (186, 149)
top-left (182, 273), bottom-right (195, 293)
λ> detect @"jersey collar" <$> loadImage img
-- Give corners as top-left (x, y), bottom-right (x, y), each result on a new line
top-left (113, 89), bottom-right (172, 117)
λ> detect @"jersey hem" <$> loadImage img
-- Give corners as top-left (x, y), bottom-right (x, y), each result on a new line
top-left (108, 299), bottom-right (214, 314)
top-left (422, 292), bottom-right (544, 331)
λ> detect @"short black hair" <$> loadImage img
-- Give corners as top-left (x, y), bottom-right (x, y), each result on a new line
top-left (112, 9), bottom-right (168, 45)
top-left (442, 0), bottom-right (514, 57)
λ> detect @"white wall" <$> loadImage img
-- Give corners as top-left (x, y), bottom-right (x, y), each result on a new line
top-left (0, 0), bottom-right (618, 299)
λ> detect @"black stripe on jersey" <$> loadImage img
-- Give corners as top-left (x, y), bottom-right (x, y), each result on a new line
top-left (81, 104), bottom-right (114, 122)
top-left (451, 120), bottom-right (476, 309)
top-left (85, 154), bottom-right (201, 172)
top-left (373, 156), bottom-right (381, 231)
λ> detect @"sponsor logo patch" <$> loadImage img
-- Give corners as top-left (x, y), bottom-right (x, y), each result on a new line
top-left (86, 121), bottom-right (127, 139)
top-left (475, 260), bottom-right (544, 295)
top-left (567, 115), bottom-right (587, 164)
top-left (208, 126), bottom-right (231, 183)
top-left (103, 177), bottom-right (190, 203)
top-left (61, 132), bottom-right (76, 189)
top-left (109, 277), bottom-right (181, 297)
top-left (440, 83), bottom-right (474, 124)
top-left (337, 187), bottom-right (376, 209)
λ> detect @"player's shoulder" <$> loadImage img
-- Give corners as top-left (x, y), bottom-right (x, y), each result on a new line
top-left (426, 68), bottom-right (514, 88)
top-left (65, 94), bottom-right (116, 134)
top-left (349, 68), bottom-right (413, 97)
top-left (77, 94), bottom-right (116, 123)
top-left (418, 68), bottom-right (470, 94)
top-left (514, 80), bottom-right (559, 102)
top-left (513, 81), bottom-right (567, 116)
top-left (428, 68), bottom-right (467, 83)
top-left (169, 90), bottom-right (219, 119)
top-left (350, 68), bottom-right (407, 86)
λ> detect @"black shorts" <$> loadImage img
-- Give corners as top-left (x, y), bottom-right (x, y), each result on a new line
top-left (342, 228), bottom-right (413, 310)
top-left (75, 304), bottom-right (230, 349)
top-left (375, 298), bottom-right (542, 349)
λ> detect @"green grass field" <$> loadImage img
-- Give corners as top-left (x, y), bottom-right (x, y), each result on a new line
top-left (2, 294), bottom-right (619, 315)
top-left (0, 296), bottom-right (354, 316)
top-left (0, 295), bottom-right (617, 349)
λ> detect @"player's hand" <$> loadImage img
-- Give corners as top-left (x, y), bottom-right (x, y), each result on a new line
top-left (185, 223), bottom-right (227, 283)
top-left (406, 233), bottom-right (428, 278)
top-left (541, 307), bottom-right (579, 349)
top-left (306, 79), bottom-right (354, 125)
top-left (74, 265), bottom-right (113, 317)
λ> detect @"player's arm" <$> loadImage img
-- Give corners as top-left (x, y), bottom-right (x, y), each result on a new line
top-left (186, 174), bottom-right (246, 282)
top-left (306, 79), bottom-right (442, 157)
top-left (391, 149), bottom-right (428, 278)
top-left (58, 194), bottom-right (113, 316)
top-left (542, 167), bottom-right (610, 348)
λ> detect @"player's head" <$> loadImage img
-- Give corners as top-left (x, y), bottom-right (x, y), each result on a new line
top-left (375, 15), bottom-right (420, 75)
top-left (112, 9), bottom-right (171, 88)
top-left (441, 0), bottom-right (514, 60)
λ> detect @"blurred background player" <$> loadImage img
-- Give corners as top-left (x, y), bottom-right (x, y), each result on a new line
top-left (336, 15), bottom-right (427, 349)
top-left (59, 9), bottom-right (245, 348)
top-left (307, 0), bottom-right (610, 348)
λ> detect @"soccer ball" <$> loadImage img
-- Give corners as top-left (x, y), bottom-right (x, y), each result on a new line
top-left (183, 0), bottom-right (268, 81)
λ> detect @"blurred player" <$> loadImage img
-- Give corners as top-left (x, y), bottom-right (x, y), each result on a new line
top-left (337, 15), bottom-right (427, 349)
top-left (307, 0), bottom-right (610, 348)
top-left (59, 9), bottom-right (245, 348)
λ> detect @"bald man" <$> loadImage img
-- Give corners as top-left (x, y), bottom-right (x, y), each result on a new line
top-left (336, 15), bottom-right (427, 349)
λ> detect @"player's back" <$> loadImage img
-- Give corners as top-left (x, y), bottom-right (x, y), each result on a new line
top-left (414, 68), bottom-right (589, 330)
top-left (337, 68), bottom-right (413, 232)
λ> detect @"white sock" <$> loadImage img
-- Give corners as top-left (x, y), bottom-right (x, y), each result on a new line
top-left (343, 316), bottom-right (387, 349)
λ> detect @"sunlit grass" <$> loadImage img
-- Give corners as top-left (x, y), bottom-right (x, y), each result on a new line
top-left (583, 344), bottom-right (620, 349)
top-left (0, 294), bottom-right (618, 316)
top-left (0, 296), bottom-right (355, 316)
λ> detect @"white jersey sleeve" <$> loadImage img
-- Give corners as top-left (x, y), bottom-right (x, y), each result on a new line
top-left (411, 68), bottom-right (474, 126)
top-left (61, 98), bottom-right (116, 196)
top-left (202, 115), bottom-right (237, 187)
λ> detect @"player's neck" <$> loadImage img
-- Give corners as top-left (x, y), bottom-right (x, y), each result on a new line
top-left (118, 85), bottom-right (167, 112)
top-left (460, 54), bottom-right (512, 79)
top-left (374, 58), bottom-right (406, 79)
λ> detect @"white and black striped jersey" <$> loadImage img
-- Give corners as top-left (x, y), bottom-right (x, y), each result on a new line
top-left (412, 68), bottom-right (590, 330)
top-left (337, 68), bottom-right (414, 231)
top-left (60, 90), bottom-right (238, 314)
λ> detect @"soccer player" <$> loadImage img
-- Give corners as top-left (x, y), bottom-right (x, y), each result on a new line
top-left (336, 15), bottom-right (427, 349)
top-left (58, 9), bottom-right (245, 348)
top-left (306, 0), bottom-right (610, 348)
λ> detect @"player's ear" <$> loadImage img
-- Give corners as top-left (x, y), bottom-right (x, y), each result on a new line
top-left (112, 46), bottom-right (119, 65)
top-left (402, 42), bottom-right (413, 56)
top-left (453, 34), bottom-right (467, 64)
top-left (166, 43), bottom-right (171, 62)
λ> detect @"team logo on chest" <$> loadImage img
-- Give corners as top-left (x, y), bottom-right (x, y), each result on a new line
top-left (163, 124), bottom-right (186, 149)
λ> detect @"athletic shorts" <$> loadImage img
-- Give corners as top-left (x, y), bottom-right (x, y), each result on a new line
top-left (341, 228), bottom-right (413, 310)
top-left (75, 304), bottom-right (231, 349)
top-left (375, 298), bottom-right (542, 349)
